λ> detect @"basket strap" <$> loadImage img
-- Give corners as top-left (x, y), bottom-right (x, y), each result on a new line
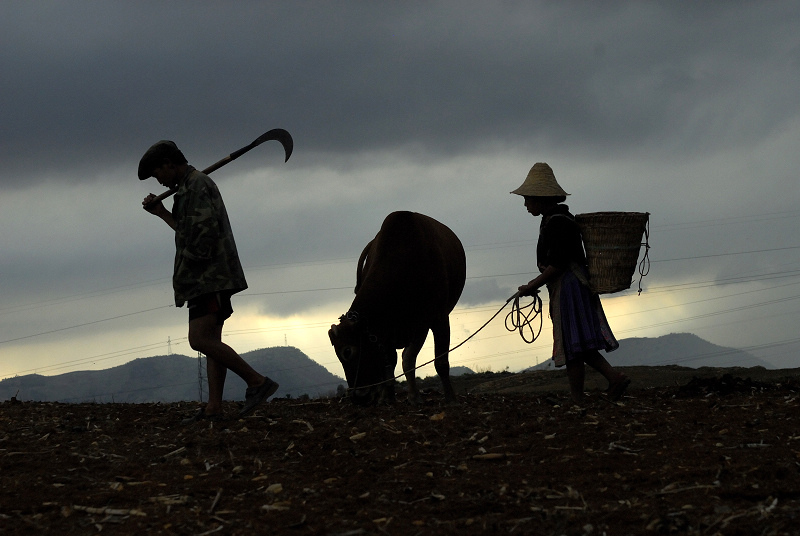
top-left (637, 215), bottom-right (651, 295)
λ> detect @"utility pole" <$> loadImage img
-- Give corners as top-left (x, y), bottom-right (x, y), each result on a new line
top-left (167, 336), bottom-right (172, 356)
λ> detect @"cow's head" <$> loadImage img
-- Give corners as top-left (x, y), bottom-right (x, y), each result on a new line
top-left (328, 312), bottom-right (395, 405)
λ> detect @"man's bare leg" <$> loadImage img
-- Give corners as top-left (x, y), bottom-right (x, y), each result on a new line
top-left (189, 314), bottom-right (266, 414)
top-left (204, 354), bottom-right (228, 416)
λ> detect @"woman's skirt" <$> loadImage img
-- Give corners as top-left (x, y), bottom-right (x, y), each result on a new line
top-left (547, 265), bottom-right (619, 367)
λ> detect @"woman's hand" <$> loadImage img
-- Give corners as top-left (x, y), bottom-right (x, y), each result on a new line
top-left (519, 266), bottom-right (562, 296)
top-left (517, 282), bottom-right (539, 297)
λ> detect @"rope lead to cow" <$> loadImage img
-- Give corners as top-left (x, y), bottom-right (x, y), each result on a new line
top-left (347, 292), bottom-right (522, 396)
top-left (359, 290), bottom-right (542, 393)
top-left (504, 290), bottom-right (544, 344)
top-left (397, 293), bottom-right (519, 379)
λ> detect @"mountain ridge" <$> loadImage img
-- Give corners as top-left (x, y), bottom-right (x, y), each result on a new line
top-left (0, 346), bottom-right (344, 403)
top-left (527, 332), bottom-right (774, 370)
top-left (0, 334), bottom-right (782, 403)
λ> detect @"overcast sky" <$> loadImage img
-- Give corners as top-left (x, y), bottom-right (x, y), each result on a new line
top-left (3, 2), bottom-right (800, 394)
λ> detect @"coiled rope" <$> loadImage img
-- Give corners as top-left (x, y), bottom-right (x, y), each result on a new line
top-left (504, 290), bottom-right (544, 344)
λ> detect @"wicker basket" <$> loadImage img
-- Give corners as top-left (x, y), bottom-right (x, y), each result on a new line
top-left (575, 212), bottom-right (650, 294)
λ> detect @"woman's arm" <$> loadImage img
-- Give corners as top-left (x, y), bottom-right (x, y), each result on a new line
top-left (518, 265), bottom-right (562, 296)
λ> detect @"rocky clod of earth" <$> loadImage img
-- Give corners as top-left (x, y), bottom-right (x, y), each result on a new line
top-left (678, 373), bottom-right (776, 397)
top-left (1, 366), bottom-right (800, 535)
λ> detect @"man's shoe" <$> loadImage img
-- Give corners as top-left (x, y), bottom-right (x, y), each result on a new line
top-left (239, 378), bottom-right (279, 417)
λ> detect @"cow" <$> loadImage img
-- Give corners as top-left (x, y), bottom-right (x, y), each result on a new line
top-left (328, 211), bottom-right (466, 406)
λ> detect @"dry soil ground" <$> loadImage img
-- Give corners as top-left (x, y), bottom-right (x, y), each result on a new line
top-left (2, 366), bottom-right (800, 535)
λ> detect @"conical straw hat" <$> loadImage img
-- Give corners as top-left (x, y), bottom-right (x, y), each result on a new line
top-left (510, 163), bottom-right (570, 197)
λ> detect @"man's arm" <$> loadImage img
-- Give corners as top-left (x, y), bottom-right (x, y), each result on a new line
top-left (142, 194), bottom-right (177, 230)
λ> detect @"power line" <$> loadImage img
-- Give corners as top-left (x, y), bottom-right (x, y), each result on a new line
top-left (4, 339), bottom-right (185, 377)
top-left (652, 210), bottom-right (800, 232)
top-left (0, 305), bottom-right (174, 345)
top-left (6, 206), bottom-right (800, 316)
top-left (6, 208), bottom-right (800, 380)
top-left (0, 276), bottom-right (170, 316)
top-left (652, 245), bottom-right (800, 263)
top-left (611, 279), bottom-right (800, 318)
top-left (4, 260), bottom-right (800, 371)
top-left (7, 271), bottom-right (792, 382)
top-left (6, 260), bottom-right (800, 356)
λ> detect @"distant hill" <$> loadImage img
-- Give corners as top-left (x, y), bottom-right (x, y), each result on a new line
top-left (0, 346), bottom-right (344, 403)
top-left (528, 333), bottom-right (774, 371)
top-left (745, 339), bottom-right (800, 369)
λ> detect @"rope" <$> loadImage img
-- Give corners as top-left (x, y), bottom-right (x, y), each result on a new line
top-left (637, 217), bottom-right (651, 295)
top-left (504, 290), bottom-right (544, 344)
top-left (348, 292), bottom-right (520, 393)
top-left (345, 288), bottom-right (549, 399)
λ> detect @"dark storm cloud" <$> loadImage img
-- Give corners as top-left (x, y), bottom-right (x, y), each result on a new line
top-left (4, 2), bottom-right (799, 189)
top-left (4, 1), bottom-right (800, 378)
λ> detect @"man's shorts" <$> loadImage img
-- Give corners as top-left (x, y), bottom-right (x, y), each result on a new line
top-left (187, 292), bottom-right (234, 325)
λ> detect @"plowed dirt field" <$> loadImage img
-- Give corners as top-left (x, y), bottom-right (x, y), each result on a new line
top-left (2, 366), bottom-right (800, 535)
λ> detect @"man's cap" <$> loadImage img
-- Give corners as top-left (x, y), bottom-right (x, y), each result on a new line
top-left (138, 140), bottom-right (186, 180)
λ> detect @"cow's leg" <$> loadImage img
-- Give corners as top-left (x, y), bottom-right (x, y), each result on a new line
top-left (432, 318), bottom-right (457, 404)
top-left (401, 330), bottom-right (428, 405)
top-left (379, 349), bottom-right (398, 404)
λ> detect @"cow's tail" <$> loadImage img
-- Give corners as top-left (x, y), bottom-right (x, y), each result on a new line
top-left (354, 240), bottom-right (374, 293)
